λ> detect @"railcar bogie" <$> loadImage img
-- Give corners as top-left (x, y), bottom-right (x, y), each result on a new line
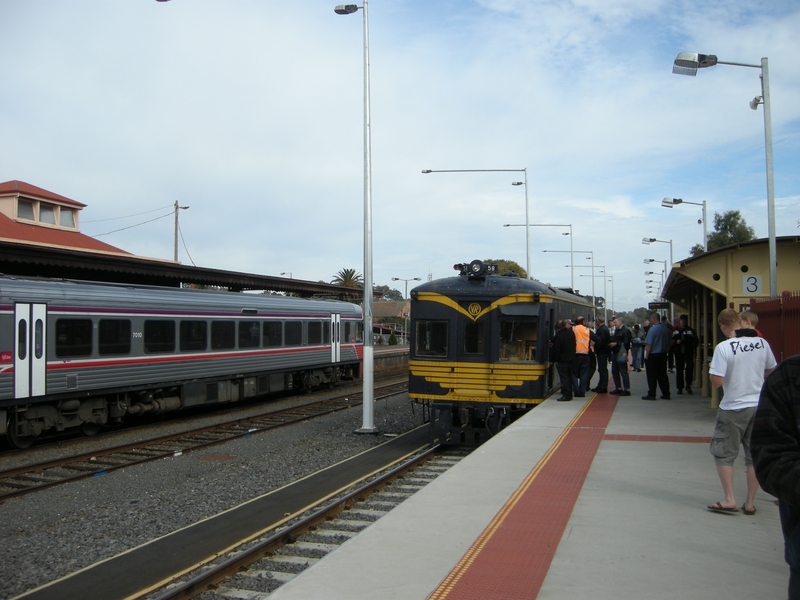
top-left (0, 276), bottom-right (363, 448)
top-left (408, 260), bottom-right (592, 446)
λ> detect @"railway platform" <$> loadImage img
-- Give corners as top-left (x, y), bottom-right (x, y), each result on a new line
top-left (269, 371), bottom-right (788, 599)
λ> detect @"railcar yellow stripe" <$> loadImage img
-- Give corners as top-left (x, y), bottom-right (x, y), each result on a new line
top-left (414, 292), bottom-right (553, 322)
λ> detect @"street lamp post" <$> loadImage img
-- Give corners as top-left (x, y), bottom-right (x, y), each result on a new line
top-left (392, 277), bottom-right (420, 345)
top-left (673, 52), bottom-right (777, 298)
top-left (336, 2), bottom-right (377, 433)
top-left (661, 198), bottom-right (708, 252)
top-left (423, 168), bottom-right (531, 278)
top-left (543, 250), bottom-right (594, 315)
top-left (643, 237), bottom-right (674, 320)
top-left (173, 201), bottom-right (189, 262)
top-left (504, 223), bottom-right (573, 289)
top-left (578, 268), bottom-right (607, 322)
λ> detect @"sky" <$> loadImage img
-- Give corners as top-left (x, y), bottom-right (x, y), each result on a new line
top-left (1, 0), bottom-right (799, 312)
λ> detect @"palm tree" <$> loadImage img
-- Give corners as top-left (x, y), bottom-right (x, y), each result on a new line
top-left (331, 268), bottom-right (363, 288)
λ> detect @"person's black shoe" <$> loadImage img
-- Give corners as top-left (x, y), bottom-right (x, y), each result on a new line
top-left (574, 393), bottom-right (585, 397)
top-left (641, 395), bottom-right (656, 400)
top-left (610, 389), bottom-right (622, 395)
top-left (636, 368), bottom-right (642, 372)
top-left (556, 395), bottom-right (572, 402)
top-left (661, 395), bottom-right (671, 400)
top-left (686, 387), bottom-right (693, 395)
top-left (590, 387), bottom-right (599, 392)
top-left (620, 390), bottom-right (631, 396)
top-left (677, 389), bottom-right (683, 395)
top-left (595, 388), bottom-right (608, 393)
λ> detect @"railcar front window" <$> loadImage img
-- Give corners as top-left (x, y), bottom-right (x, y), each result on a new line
top-left (239, 321), bottom-right (260, 348)
top-left (55, 319), bottom-right (93, 357)
top-left (144, 320), bottom-right (176, 354)
top-left (263, 322), bottom-right (282, 347)
top-left (211, 321), bottom-right (235, 350)
top-left (499, 316), bottom-right (538, 362)
top-left (285, 321), bottom-right (302, 346)
top-left (180, 321), bottom-right (207, 352)
top-left (464, 322), bottom-right (485, 354)
top-left (99, 319), bottom-right (132, 355)
top-left (415, 320), bottom-right (448, 357)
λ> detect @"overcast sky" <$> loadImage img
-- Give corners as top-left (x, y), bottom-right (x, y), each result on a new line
top-left (1, 0), bottom-right (798, 311)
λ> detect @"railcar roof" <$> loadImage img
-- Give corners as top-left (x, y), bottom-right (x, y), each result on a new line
top-left (0, 275), bottom-right (362, 316)
top-left (412, 274), bottom-right (590, 305)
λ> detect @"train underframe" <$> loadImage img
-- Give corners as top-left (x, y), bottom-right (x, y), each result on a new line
top-left (2, 363), bottom-right (359, 449)
top-left (427, 400), bottom-right (534, 446)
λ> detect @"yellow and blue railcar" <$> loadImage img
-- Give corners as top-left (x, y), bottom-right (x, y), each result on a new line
top-left (409, 260), bottom-right (592, 445)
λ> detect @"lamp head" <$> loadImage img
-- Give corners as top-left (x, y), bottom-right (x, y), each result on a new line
top-left (749, 96), bottom-right (763, 110)
top-left (391, 277), bottom-right (399, 281)
top-left (334, 4), bottom-right (359, 15)
top-left (642, 237), bottom-right (655, 245)
top-left (673, 52), bottom-right (718, 76)
top-left (421, 169), bottom-right (432, 174)
top-left (511, 182), bottom-right (523, 186)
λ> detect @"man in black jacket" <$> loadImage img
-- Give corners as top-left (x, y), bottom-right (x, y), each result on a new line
top-left (591, 316), bottom-right (611, 393)
top-left (752, 355), bottom-right (800, 599)
top-left (550, 319), bottom-right (576, 401)
top-left (608, 316), bottom-right (632, 396)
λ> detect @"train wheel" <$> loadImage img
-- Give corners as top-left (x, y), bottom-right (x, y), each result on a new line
top-left (7, 414), bottom-right (38, 449)
top-left (80, 422), bottom-right (103, 437)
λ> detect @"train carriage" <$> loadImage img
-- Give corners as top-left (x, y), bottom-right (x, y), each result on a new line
top-left (0, 275), bottom-right (362, 448)
top-left (409, 260), bottom-right (593, 445)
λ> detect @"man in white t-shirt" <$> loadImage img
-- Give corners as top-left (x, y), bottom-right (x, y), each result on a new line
top-left (707, 308), bottom-right (777, 514)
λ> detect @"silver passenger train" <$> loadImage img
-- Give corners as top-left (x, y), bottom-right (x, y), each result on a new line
top-left (0, 275), bottom-right (363, 448)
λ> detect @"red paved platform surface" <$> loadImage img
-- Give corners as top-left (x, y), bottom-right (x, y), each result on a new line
top-left (428, 395), bottom-right (619, 600)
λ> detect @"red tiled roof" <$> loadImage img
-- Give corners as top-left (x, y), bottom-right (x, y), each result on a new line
top-left (0, 213), bottom-right (131, 256)
top-left (0, 180), bottom-right (86, 208)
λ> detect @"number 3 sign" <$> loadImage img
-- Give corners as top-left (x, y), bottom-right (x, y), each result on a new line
top-left (743, 275), bottom-right (763, 295)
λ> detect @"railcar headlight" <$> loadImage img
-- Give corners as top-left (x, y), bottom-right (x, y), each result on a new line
top-left (469, 260), bottom-right (486, 277)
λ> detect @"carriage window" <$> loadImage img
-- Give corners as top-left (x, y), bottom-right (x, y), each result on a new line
top-left (308, 321), bottom-right (322, 345)
top-left (99, 319), bottom-right (131, 355)
top-left (344, 322), bottom-right (352, 343)
top-left (464, 322), bottom-right (485, 354)
top-left (285, 321), bottom-right (303, 346)
top-left (55, 319), bottom-right (93, 357)
top-left (239, 321), bottom-right (261, 348)
top-left (211, 321), bottom-right (235, 350)
top-left (499, 316), bottom-right (538, 362)
top-left (180, 321), bottom-right (207, 352)
top-left (356, 322), bottom-right (364, 342)
top-left (415, 320), bottom-right (448, 357)
top-left (324, 322), bottom-right (331, 344)
top-left (263, 322), bottom-right (282, 347)
top-left (144, 320), bottom-right (175, 353)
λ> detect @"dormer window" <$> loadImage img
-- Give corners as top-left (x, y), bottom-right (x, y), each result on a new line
top-left (40, 203), bottom-right (56, 225)
top-left (14, 197), bottom-right (78, 230)
top-left (60, 208), bottom-right (75, 228)
top-left (17, 199), bottom-right (35, 221)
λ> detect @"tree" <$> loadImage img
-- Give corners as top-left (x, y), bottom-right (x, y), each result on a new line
top-left (689, 210), bottom-right (756, 257)
top-left (331, 268), bottom-right (363, 288)
top-left (485, 258), bottom-right (526, 278)
top-left (374, 284), bottom-right (403, 301)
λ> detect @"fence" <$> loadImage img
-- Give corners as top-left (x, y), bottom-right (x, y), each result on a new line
top-left (751, 291), bottom-right (800, 362)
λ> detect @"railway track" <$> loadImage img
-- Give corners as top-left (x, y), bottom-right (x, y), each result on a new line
top-left (146, 445), bottom-right (470, 599)
top-left (0, 380), bottom-right (409, 502)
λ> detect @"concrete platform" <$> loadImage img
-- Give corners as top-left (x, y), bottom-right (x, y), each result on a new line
top-left (269, 369), bottom-right (788, 599)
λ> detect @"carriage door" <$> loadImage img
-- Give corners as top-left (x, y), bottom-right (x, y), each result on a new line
top-left (14, 303), bottom-right (47, 399)
top-left (330, 314), bottom-right (341, 363)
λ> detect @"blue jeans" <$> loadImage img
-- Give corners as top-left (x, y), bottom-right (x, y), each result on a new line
top-left (612, 359), bottom-right (630, 391)
top-left (631, 345), bottom-right (644, 370)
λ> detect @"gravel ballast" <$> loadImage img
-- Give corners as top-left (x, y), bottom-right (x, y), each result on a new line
top-left (0, 392), bottom-right (423, 599)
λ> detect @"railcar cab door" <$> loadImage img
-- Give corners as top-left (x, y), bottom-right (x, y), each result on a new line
top-left (14, 303), bottom-right (47, 399)
top-left (330, 313), bottom-right (341, 363)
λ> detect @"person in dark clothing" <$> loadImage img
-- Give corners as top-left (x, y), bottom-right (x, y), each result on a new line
top-left (672, 314), bottom-right (698, 394)
top-left (643, 312), bottom-right (671, 400)
top-left (550, 319), bottom-right (576, 401)
top-left (751, 355), bottom-right (800, 599)
top-left (591, 316), bottom-right (611, 393)
top-left (608, 316), bottom-right (632, 396)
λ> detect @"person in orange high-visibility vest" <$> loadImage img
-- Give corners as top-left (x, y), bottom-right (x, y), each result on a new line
top-left (572, 316), bottom-right (591, 397)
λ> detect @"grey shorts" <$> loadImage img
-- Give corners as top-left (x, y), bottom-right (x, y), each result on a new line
top-left (710, 407), bottom-right (756, 467)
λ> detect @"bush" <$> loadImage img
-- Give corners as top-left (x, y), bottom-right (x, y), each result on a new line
top-left (388, 331), bottom-right (398, 345)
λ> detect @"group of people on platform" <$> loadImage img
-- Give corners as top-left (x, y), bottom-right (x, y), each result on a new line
top-left (551, 307), bottom-right (800, 598)
top-left (548, 311), bottom-right (698, 402)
